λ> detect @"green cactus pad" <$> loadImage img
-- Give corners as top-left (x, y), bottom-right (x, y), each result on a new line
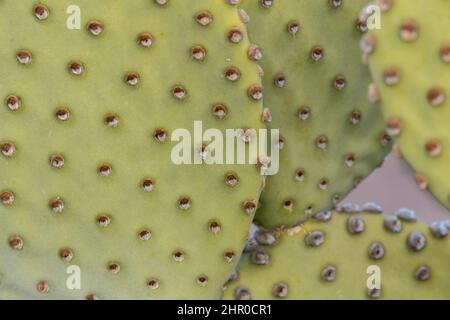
top-left (239, 0), bottom-right (391, 228)
top-left (0, 0), bottom-right (264, 299)
top-left (223, 210), bottom-right (450, 300)
top-left (366, 0), bottom-right (450, 210)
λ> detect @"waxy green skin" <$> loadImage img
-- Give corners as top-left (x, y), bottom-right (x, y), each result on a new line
top-left (240, 0), bottom-right (391, 228)
top-left (368, 0), bottom-right (450, 210)
top-left (223, 211), bottom-right (450, 300)
top-left (0, 0), bottom-right (264, 299)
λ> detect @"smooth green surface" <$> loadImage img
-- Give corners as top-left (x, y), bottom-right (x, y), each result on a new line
top-left (0, 0), bottom-right (263, 299)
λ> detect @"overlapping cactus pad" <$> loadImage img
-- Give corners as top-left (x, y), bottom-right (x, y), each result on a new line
top-left (0, 0), bottom-right (264, 299)
top-left (239, 0), bottom-right (391, 228)
top-left (367, 0), bottom-right (450, 209)
top-left (223, 209), bottom-right (450, 300)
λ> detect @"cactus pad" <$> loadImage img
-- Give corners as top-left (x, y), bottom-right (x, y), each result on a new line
top-left (366, 0), bottom-right (450, 210)
top-left (0, 0), bottom-right (264, 299)
top-left (240, 0), bottom-right (391, 228)
top-left (223, 210), bottom-right (450, 300)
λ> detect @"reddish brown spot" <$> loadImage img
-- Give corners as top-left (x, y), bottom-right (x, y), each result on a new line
top-left (49, 197), bottom-right (65, 213)
top-left (349, 110), bottom-right (362, 124)
top-left (153, 129), bottom-right (168, 142)
top-left (224, 172), bottom-right (239, 187)
top-left (178, 197), bottom-right (191, 210)
top-left (318, 178), bottom-right (328, 190)
top-left (97, 214), bottom-right (111, 228)
top-left (172, 251), bottom-right (185, 262)
top-left (427, 88), bottom-right (446, 107)
top-left (55, 108), bottom-right (70, 121)
top-left (224, 66), bottom-right (241, 81)
top-left (196, 11), bottom-right (213, 26)
top-left (139, 229), bottom-right (152, 241)
top-left (224, 251), bottom-right (235, 263)
top-left (98, 164), bottom-right (112, 176)
top-left (356, 19), bottom-right (368, 32)
top-left (59, 248), bottom-right (74, 262)
top-left (399, 20), bottom-right (419, 42)
top-left (243, 200), bottom-right (257, 214)
top-left (1, 191), bottom-right (14, 205)
top-left (383, 67), bottom-right (401, 86)
top-left (283, 199), bottom-right (294, 211)
top-left (298, 107), bottom-right (311, 121)
top-left (295, 169), bottom-right (305, 182)
top-left (1, 142), bottom-right (16, 157)
top-left (274, 74), bottom-right (286, 88)
top-left (191, 46), bottom-right (206, 61)
top-left (386, 117), bottom-right (403, 136)
top-left (87, 21), bottom-right (103, 36)
top-left (208, 220), bottom-right (221, 234)
top-left (333, 193), bottom-right (341, 204)
top-left (260, 0), bottom-right (273, 8)
top-left (138, 33), bottom-right (154, 48)
top-left (345, 154), bottom-right (356, 167)
top-left (37, 281), bottom-right (49, 294)
top-left (311, 46), bottom-right (324, 61)
top-left (197, 276), bottom-right (208, 287)
top-left (440, 45), bottom-right (450, 63)
top-left (105, 114), bottom-right (119, 127)
top-left (287, 21), bottom-right (300, 35)
top-left (272, 283), bottom-right (288, 298)
top-left (227, 28), bottom-right (243, 44)
top-left (247, 44), bottom-right (263, 61)
top-left (50, 154), bottom-right (65, 168)
top-left (172, 86), bottom-right (187, 100)
top-left (261, 108), bottom-right (272, 123)
top-left (212, 104), bottom-right (228, 119)
top-left (333, 75), bottom-right (346, 90)
top-left (68, 61), bottom-right (85, 75)
top-left (142, 179), bottom-right (155, 192)
top-left (125, 72), bottom-right (140, 86)
top-left (315, 136), bottom-right (329, 150)
top-left (247, 84), bottom-right (263, 101)
top-left (425, 140), bottom-right (442, 157)
top-left (16, 50), bottom-right (32, 65)
top-left (5, 95), bottom-right (21, 111)
top-left (147, 279), bottom-right (159, 289)
top-left (380, 132), bottom-right (392, 147)
top-left (8, 235), bottom-right (23, 250)
top-left (415, 173), bottom-right (428, 190)
top-left (34, 4), bottom-right (49, 20)
top-left (108, 262), bottom-right (121, 274)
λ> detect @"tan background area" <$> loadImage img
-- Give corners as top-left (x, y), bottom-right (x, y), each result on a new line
top-left (343, 153), bottom-right (450, 223)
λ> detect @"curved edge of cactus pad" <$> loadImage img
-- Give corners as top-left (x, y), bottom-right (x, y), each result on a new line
top-left (238, 0), bottom-right (392, 229)
top-left (222, 207), bottom-right (450, 300)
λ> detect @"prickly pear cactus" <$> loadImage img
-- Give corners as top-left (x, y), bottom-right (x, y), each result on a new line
top-left (239, 0), bottom-right (391, 228)
top-left (0, 0), bottom-right (264, 299)
top-left (223, 209), bottom-right (450, 300)
top-left (366, 0), bottom-right (450, 210)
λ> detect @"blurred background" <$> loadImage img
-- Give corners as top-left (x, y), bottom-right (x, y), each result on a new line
top-left (343, 152), bottom-right (449, 223)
